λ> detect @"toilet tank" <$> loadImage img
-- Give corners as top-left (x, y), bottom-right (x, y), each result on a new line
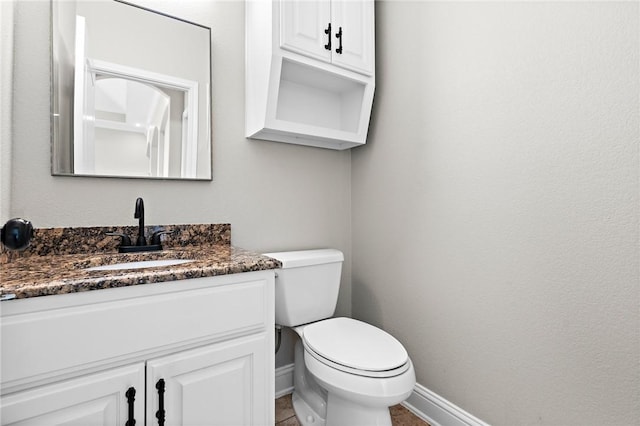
top-left (264, 249), bottom-right (344, 327)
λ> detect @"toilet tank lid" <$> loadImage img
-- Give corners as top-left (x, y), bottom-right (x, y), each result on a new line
top-left (264, 249), bottom-right (344, 269)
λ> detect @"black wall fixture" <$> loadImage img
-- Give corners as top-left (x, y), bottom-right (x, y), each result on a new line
top-left (1, 218), bottom-right (34, 251)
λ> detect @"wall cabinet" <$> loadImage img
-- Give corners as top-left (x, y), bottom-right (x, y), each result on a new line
top-left (280, 0), bottom-right (374, 75)
top-left (246, 0), bottom-right (375, 150)
top-left (0, 271), bottom-right (275, 425)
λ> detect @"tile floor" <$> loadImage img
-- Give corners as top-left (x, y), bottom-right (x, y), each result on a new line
top-left (275, 394), bottom-right (430, 426)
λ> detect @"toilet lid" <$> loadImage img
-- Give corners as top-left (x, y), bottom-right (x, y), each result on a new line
top-left (302, 318), bottom-right (408, 372)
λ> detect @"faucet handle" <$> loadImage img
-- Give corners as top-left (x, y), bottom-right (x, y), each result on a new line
top-left (151, 229), bottom-right (174, 246)
top-left (106, 232), bottom-right (132, 247)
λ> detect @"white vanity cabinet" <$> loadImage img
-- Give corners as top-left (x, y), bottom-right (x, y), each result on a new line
top-left (280, 0), bottom-right (374, 75)
top-left (1, 363), bottom-right (146, 425)
top-left (0, 271), bottom-right (275, 425)
top-left (246, 0), bottom-right (375, 150)
top-left (146, 335), bottom-right (269, 425)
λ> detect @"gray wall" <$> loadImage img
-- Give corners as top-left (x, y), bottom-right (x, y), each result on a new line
top-left (7, 0), bottom-right (352, 366)
top-left (352, 1), bottom-right (639, 425)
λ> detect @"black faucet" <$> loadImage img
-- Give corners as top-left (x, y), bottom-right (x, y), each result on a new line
top-left (134, 197), bottom-right (146, 246)
top-left (106, 197), bottom-right (172, 253)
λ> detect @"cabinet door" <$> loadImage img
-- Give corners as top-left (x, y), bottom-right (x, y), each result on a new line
top-left (280, 0), bottom-right (332, 63)
top-left (331, 0), bottom-right (375, 75)
top-left (147, 334), bottom-right (270, 426)
top-left (1, 363), bottom-right (145, 426)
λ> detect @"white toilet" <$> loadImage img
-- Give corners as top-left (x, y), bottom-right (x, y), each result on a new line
top-left (265, 249), bottom-right (416, 426)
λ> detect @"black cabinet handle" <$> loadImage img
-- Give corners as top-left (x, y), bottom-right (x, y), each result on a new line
top-left (125, 387), bottom-right (136, 426)
top-left (335, 26), bottom-right (343, 54)
top-left (156, 379), bottom-right (166, 426)
top-left (324, 23), bottom-right (332, 50)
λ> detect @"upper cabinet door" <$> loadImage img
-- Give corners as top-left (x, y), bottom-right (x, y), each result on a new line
top-left (331, 0), bottom-right (374, 75)
top-left (280, 0), bottom-right (332, 63)
top-left (280, 0), bottom-right (374, 76)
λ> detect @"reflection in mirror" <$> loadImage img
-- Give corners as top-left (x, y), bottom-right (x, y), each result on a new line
top-left (51, 0), bottom-right (212, 180)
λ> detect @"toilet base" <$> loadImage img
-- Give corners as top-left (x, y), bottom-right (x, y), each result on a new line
top-left (325, 392), bottom-right (392, 426)
top-left (292, 391), bottom-right (326, 426)
top-left (292, 389), bottom-right (393, 426)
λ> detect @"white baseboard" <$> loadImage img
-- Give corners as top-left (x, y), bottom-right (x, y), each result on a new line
top-left (402, 383), bottom-right (490, 426)
top-left (275, 364), bottom-right (489, 426)
top-left (275, 363), bottom-right (295, 398)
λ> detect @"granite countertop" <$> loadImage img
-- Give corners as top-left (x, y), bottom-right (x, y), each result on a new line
top-left (0, 224), bottom-right (281, 300)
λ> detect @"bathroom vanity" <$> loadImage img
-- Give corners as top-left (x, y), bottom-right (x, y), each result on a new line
top-left (0, 225), bottom-right (279, 425)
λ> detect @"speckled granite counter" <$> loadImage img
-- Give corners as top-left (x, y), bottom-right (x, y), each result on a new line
top-left (1, 224), bottom-right (281, 300)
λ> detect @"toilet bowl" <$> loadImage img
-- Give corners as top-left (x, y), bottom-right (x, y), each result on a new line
top-left (265, 249), bottom-right (416, 426)
top-left (295, 318), bottom-right (415, 425)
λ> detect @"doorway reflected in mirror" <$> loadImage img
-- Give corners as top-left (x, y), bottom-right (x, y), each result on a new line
top-left (51, 0), bottom-right (212, 180)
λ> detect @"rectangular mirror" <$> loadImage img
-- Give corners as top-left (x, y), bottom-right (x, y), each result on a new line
top-left (51, 0), bottom-right (212, 180)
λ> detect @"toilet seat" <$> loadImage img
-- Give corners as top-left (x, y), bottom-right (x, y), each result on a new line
top-left (300, 318), bottom-right (410, 378)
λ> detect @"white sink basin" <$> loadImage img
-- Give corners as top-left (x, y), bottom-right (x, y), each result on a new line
top-left (86, 259), bottom-right (195, 271)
